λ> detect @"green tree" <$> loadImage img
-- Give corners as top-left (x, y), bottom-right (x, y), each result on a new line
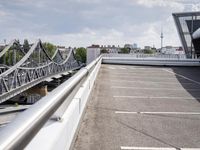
top-left (42, 42), bottom-right (57, 58)
top-left (3, 42), bottom-right (24, 65)
top-left (144, 49), bottom-right (154, 54)
top-left (75, 47), bottom-right (86, 63)
top-left (23, 39), bottom-right (30, 53)
top-left (119, 47), bottom-right (130, 53)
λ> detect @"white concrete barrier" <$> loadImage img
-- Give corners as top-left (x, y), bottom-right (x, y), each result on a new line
top-left (25, 58), bottom-right (102, 150)
top-left (102, 57), bottom-right (200, 66)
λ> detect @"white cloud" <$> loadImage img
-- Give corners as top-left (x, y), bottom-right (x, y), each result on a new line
top-left (19, 19), bottom-right (180, 49)
top-left (134, 0), bottom-right (184, 10)
top-left (184, 3), bottom-right (200, 11)
top-left (0, 0), bottom-right (198, 48)
top-left (2, 18), bottom-right (181, 48)
top-left (39, 28), bottom-right (125, 47)
top-left (134, 0), bottom-right (200, 12)
top-left (0, 11), bottom-right (7, 17)
top-left (68, 0), bottom-right (101, 3)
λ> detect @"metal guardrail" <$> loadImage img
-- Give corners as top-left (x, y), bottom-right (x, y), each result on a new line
top-left (102, 54), bottom-right (200, 66)
top-left (102, 53), bottom-right (187, 59)
top-left (0, 56), bottom-right (102, 150)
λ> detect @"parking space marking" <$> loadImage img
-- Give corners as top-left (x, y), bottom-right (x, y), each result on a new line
top-left (121, 147), bottom-right (176, 150)
top-left (180, 148), bottom-right (200, 150)
top-left (109, 79), bottom-right (193, 85)
top-left (121, 67), bottom-right (164, 69)
top-left (119, 67), bottom-right (127, 69)
top-left (109, 72), bottom-right (176, 76)
top-left (111, 86), bottom-right (200, 91)
top-left (163, 69), bottom-right (200, 85)
top-left (107, 66), bottom-right (116, 69)
top-left (115, 111), bottom-right (200, 115)
top-left (109, 76), bottom-right (186, 80)
top-left (120, 147), bottom-right (200, 150)
top-left (116, 70), bottom-right (167, 73)
top-left (129, 68), bottom-right (152, 70)
top-left (113, 95), bottom-right (199, 100)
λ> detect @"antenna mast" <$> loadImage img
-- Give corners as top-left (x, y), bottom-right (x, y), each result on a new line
top-left (160, 27), bottom-right (163, 50)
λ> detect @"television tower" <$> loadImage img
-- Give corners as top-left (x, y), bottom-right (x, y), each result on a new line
top-left (160, 27), bottom-right (163, 49)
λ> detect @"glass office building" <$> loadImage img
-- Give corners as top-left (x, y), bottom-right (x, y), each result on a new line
top-left (173, 12), bottom-right (200, 58)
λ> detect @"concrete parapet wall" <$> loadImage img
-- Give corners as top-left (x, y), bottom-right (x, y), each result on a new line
top-left (25, 58), bottom-right (102, 150)
top-left (102, 57), bottom-right (200, 66)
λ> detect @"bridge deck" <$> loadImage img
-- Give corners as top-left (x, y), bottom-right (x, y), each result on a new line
top-left (73, 64), bottom-right (200, 150)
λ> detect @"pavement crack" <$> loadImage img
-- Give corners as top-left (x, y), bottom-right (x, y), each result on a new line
top-left (116, 119), bottom-right (180, 149)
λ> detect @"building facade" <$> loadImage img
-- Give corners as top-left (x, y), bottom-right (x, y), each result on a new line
top-left (161, 46), bottom-right (184, 54)
top-left (87, 45), bottom-right (100, 64)
top-left (100, 45), bottom-right (120, 53)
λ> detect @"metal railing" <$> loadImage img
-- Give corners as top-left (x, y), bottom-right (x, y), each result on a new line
top-left (0, 40), bottom-right (80, 103)
top-left (0, 56), bottom-right (102, 150)
top-left (102, 53), bottom-right (187, 59)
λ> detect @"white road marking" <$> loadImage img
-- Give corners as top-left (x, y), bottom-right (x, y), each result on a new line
top-left (115, 111), bottom-right (200, 115)
top-left (110, 73), bottom-right (176, 76)
top-left (115, 70), bottom-right (166, 73)
top-left (109, 72), bottom-right (174, 75)
top-left (121, 147), bottom-right (176, 150)
top-left (180, 148), bottom-right (200, 150)
top-left (119, 67), bottom-right (127, 69)
top-left (106, 67), bottom-right (165, 72)
top-left (111, 86), bottom-right (200, 91)
top-left (120, 147), bottom-right (200, 150)
top-left (109, 76), bottom-right (185, 80)
top-left (110, 79), bottom-right (193, 85)
top-left (108, 67), bottom-right (116, 69)
top-left (129, 68), bottom-right (164, 70)
top-left (113, 95), bottom-right (199, 100)
top-left (163, 69), bottom-right (200, 85)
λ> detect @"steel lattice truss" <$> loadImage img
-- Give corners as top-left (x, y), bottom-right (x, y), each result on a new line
top-left (0, 40), bottom-right (80, 103)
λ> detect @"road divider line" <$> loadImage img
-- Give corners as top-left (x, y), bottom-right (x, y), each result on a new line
top-left (115, 111), bottom-right (200, 115)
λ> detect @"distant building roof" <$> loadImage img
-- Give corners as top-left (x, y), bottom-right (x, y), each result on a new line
top-left (87, 45), bottom-right (100, 48)
top-left (57, 46), bottom-right (65, 48)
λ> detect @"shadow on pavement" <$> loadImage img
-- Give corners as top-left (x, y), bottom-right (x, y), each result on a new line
top-left (172, 66), bottom-right (200, 103)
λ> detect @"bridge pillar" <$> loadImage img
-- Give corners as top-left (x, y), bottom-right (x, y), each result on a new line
top-left (26, 85), bottom-right (48, 96)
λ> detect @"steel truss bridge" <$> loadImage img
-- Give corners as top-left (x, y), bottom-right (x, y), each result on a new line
top-left (0, 40), bottom-right (80, 103)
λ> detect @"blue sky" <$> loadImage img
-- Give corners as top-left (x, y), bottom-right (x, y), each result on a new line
top-left (0, 0), bottom-right (200, 48)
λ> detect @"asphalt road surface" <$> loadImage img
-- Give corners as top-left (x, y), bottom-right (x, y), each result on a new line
top-left (73, 64), bottom-right (200, 150)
